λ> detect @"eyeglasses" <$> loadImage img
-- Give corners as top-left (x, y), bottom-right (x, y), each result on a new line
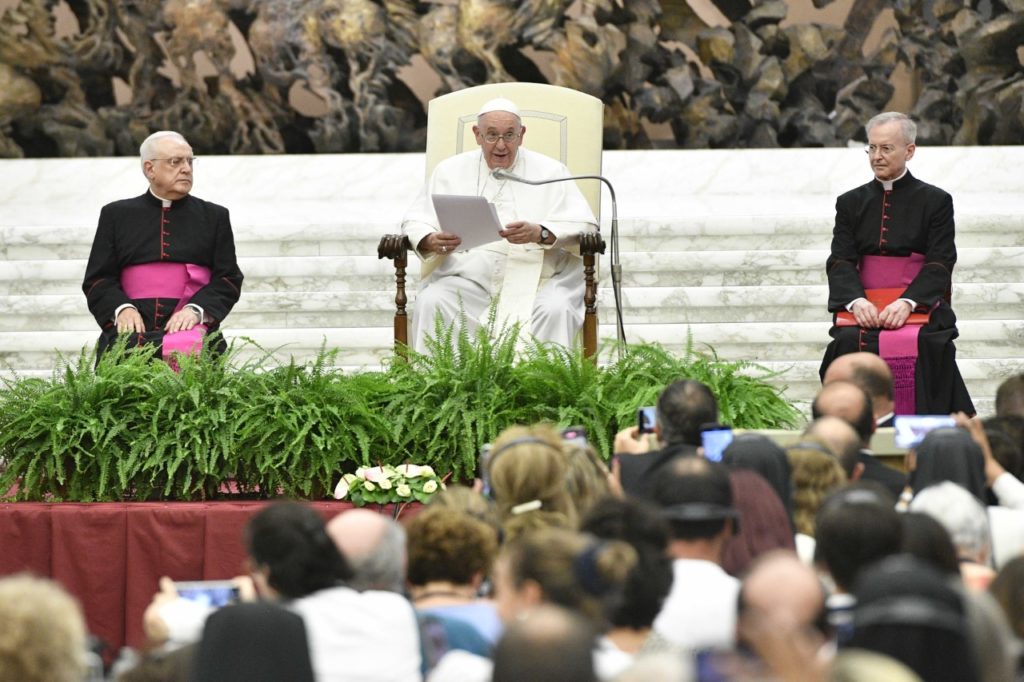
top-left (150, 156), bottom-right (196, 168)
top-left (482, 131), bottom-right (521, 145)
top-left (863, 144), bottom-right (904, 156)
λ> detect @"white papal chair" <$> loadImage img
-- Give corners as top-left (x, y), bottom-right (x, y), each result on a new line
top-left (377, 82), bottom-right (606, 358)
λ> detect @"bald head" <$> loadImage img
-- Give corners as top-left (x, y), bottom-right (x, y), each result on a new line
top-left (804, 416), bottom-right (862, 478)
top-left (812, 381), bottom-right (875, 447)
top-left (492, 605), bottom-right (596, 682)
top-left (326, 509), bottom-right (406, 591)
top-left (741, 550), bottom-right (825, 630)
top-left (823, 353), bottom-right (893, 420)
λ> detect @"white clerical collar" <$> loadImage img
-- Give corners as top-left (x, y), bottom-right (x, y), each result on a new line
top-left (878, 168), bottom-right (908, 191)
top-left (149, 189), bottom-right (174, 208)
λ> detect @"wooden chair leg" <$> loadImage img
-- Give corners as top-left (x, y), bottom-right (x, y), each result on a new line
top-left (580, 232), bottom-right (605, 362)
top-left (378, 235), bottom-right (412, 360)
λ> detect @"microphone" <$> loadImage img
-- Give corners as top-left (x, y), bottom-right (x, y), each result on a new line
top-left (489, 166), bottom-right (626, 352)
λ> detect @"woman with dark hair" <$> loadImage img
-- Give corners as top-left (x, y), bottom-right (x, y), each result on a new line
top-left (245, 500), bottom-right (352, 599)
top-left (581, 496), bottom-right (677, 678)
top-left (849, 554), bottom-right (981, 682)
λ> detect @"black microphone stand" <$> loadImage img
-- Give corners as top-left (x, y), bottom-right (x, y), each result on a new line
top-left (492, 169), bottom-right (627, 356)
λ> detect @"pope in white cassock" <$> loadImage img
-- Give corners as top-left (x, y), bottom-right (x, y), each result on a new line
top-left (400, 97), bottom-right (598, 354)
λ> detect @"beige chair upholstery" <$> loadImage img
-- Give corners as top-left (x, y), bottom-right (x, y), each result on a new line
top-left (378, 83), bottom-right (606, 358)
top-left (425, 83), bottom-right (603, 219)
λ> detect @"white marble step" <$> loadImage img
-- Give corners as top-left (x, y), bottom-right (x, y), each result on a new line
top-left (8, 282), bottom-right (1024, 331)
top-left (4, 209), bottom-right (1023, 262)
top-left (4, 244), bottom-right (1022, 297)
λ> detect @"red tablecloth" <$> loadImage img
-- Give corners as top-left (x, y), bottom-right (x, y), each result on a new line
top-left (0, 501), bottom-right (367, 656)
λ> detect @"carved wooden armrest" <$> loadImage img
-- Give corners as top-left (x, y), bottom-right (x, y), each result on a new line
top-left (579, 231), bottom-right (606, 257)
top-left (378, 234), bottom-right (410, 260)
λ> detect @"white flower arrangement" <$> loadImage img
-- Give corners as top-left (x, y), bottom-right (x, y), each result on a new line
top-left (333, 464), bottom-right (446, 506)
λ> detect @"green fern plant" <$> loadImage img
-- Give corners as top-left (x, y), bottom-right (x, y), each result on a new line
top-left (0, 326), bottom-right (800, 501)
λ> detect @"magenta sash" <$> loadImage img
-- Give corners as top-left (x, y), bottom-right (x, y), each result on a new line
top-left (120, 263), bottom-right (210, 362)
top-left (858, 254), bottom-right (925, 415)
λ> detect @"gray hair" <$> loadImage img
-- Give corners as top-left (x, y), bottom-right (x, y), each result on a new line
top-left (865, 112), bottom-right (917, 145)
top-left (909, 481), bottom-right (991, 563)
top-left (139, 131), bottom-right (188, 172)
top-left (345, 520), bottom-right (407, 592)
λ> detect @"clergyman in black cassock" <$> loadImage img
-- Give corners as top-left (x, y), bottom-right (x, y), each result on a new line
top-left (82, 131), bottom-right (243, 360)
top-left (819, 112), bottom-right (973, 415)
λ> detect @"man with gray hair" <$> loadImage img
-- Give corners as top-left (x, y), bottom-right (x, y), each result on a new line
top-left (325, 508), bottom-right (407, 592)
top-left (909, 480), bottom-right (995, 590)
top-left (400, 97), bottom-right (597, 353)
top-left (83, 130), bottom-right (243, 360)
top-left (819, 111), bottom-right (972, 416)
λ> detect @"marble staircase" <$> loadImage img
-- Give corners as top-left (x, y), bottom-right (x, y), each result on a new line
top-left (1, 146), bottom-right (1022, 417)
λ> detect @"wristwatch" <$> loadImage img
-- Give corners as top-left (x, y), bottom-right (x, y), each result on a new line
top-left (539, 226), bottom-right (550, 244)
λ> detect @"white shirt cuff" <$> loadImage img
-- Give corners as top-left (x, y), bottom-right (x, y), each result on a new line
top-left (114, 303), bottom-right (137, 322)
top-left (185, 303), bottom-right (205, 323)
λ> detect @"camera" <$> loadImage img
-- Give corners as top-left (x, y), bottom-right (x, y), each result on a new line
top-left (561, 425), bottom-right (587, 447)
top-left (637, 406), bottom-right (657, 434)
top-left (893, 415), bottom-right (957, 449)
top-left (174, 580), bottom-right (240, 608)
top-left (700, 424), bottom-right (734, 463)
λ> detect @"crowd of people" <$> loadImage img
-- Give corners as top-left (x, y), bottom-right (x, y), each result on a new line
top-left (7, 368), bottom-right (1024, 682)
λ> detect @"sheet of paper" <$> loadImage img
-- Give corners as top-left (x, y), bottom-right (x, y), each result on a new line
top-left (431, 194), bottom-right (504, 251)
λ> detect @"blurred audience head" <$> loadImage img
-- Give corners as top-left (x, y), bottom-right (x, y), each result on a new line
top-left (191, 602), bottom-right (315, 682)
top-left (722, 433), bottom-right (793, 524)
top-left (899, 511), bottom-right (960, 578)
top-left (493, 527), bottom-right (636, 628)
top-left (822, 352), bottom-right (894, 421)
top-left (406, 506), bottom-right (498, 592)
top-left (325, 508), bottom-right (406, 592)
top-left (907, 428), bottom-right (986, 500)
top-left (491, 604), bottom-right (597, 682)
top-left (580, 496), bottom-right (673, 631)
top-left (721, 469), bottom-right (795, 576)
top-left (995, 373), bottom-right (1024, 418)
top-left (982, 415), bottom-right (1024, 480)
top-left (430, 484), bottom-right (501, 539)
top-left (656, 379), bottom-right (717, 446)
top-left (909, 481), bottom-right (991, 568)
top-left (989, 555), bottom-right (1024, 640)
top-left (0, 574), bottom-right (87, 682)
top-left (739, 550), bottom-right (826, 641)
top-left (850, 555), bottom-right (979, 682)
top-left (245, 501), bottom-right (351, 599)
top-left (787, 437), bottom-right (848, 538)
top-left (562, 438), bottom-right (612, 519)
top-left (811, 381), bottom-right (875, 447)
top-left (814, 484), bottom-right (901, 592)
top-left (488, 424), bottom-right (577, 541)
top-left (803, 415), bottom-right (863, 479)
top-left (653, 457), bottom-right (737, 552)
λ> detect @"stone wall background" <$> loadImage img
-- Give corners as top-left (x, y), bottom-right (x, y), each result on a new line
top-left (0, 0), bottom-right (1021, 157)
